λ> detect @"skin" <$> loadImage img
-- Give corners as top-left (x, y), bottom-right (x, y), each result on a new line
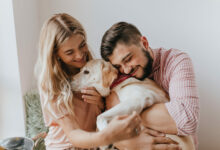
top-left (107, 36), bottom-right (180, 149)
top-left (54, 34), bottom-right (141, 148)
top-left (57, 34), bottom-right (104, 107)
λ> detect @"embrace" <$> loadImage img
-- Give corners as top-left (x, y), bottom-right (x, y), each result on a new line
top-left (35, 13), bottom-right (199, 150)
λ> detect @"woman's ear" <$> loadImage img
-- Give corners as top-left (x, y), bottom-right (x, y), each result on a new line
top-left (140, 36), bottom-right (149, 50)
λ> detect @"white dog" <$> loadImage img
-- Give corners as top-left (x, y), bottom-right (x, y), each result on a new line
top-left (71, 59), bottom-right (195, 150)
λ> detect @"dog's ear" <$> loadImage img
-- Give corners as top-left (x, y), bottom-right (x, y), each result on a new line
top-left (102, 62), bottom-right (115, 88)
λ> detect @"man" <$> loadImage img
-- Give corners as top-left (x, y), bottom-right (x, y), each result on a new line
top-left (100, 22), bottom-right (199, 150)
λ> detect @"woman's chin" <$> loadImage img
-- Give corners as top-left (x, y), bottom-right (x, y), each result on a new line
top-left (73, 61), bottom-right (87, 68)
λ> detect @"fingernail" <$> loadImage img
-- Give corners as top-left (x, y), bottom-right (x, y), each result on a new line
top-left (159, 133), bottom-right (165, 136)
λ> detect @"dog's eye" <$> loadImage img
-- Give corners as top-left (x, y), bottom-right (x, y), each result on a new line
top-left (83, 70), bottom-right (90, 74)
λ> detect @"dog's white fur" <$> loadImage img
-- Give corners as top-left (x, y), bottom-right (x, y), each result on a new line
top-left (71, 59), bottom-right (195, 150)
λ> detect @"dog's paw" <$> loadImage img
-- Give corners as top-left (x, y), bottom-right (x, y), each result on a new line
top-left (97, 115), bottom-right (108, 131)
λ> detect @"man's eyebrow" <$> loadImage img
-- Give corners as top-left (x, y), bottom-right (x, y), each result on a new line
top-left (122, 53), bottom-right (132, 62)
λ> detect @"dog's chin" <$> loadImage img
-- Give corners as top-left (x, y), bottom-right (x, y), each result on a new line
top-left (97, 87), bottom-right (110, 97)
top-left (71, 82), bottom-right (81, 92)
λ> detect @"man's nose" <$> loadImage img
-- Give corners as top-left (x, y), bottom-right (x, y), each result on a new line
top-left (121, 65), bottom-right (131, 74)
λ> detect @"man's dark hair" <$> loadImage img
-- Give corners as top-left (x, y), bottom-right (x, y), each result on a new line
top-left (101, 22), bottom-right (142, 61)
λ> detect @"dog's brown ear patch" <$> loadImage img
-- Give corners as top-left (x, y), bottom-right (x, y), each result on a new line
top-left (102, 62), bottom-right (114, 88)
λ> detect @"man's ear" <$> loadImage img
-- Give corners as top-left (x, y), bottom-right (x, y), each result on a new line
top-left (140, 36), bottom-right (149, 50)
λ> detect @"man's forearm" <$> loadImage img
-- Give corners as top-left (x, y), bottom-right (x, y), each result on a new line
top-left (140, 103), bottom-right (178, 134)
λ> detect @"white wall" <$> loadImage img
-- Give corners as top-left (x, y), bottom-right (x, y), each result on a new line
top-left (38, 0), bottom-right (220, 149)
top-left (13, 0), bottom-right (40, 95)
top-left (0, 0), bottom-right (25, 139)
top-left (0, 0), bottom-right (40, 139)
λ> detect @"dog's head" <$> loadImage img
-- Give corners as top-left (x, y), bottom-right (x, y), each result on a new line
top-left (71, 59), bottom-right (118, 96)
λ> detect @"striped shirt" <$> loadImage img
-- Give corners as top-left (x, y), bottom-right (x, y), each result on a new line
top-left (149, 48), bottom-right (200, 149)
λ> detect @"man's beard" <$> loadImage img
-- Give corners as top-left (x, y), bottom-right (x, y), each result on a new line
top-left (139, 48), bottom-right (153, 80)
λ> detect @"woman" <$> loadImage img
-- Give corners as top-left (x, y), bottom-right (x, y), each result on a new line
top-left (35, 13), bottom-right (141, 150)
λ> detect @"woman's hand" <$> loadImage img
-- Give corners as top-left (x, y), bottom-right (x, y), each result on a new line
top-left (101, 111), bottom-right (141, 144)
top-left (81, 87), bottom-right (104, 111)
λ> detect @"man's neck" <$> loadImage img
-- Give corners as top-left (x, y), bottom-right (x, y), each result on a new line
top-left (148, 47), bottom-right (154, 60)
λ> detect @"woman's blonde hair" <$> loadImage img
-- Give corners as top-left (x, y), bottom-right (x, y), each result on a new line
top-left (35, 13), bottom-right (92, 115)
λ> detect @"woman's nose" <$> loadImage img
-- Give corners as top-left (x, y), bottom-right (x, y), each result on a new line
top-left (74, 49), bottom-right (83, 60)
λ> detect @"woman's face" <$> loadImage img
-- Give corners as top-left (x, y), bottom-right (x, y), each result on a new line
top-left (57, 34), bottom-right (89, 70)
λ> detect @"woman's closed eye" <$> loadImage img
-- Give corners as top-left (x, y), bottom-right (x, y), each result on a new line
top-left (65, 49), bottom-right (74, 55)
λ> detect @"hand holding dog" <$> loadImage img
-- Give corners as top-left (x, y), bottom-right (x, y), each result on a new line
top-left (102, 111), bottom-right (141, 144)
top-left (114, 128), bottom-right (181, 150)
top-left (81, 87), bottom-right (104, 111)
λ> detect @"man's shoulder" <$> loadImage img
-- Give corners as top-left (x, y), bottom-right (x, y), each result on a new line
top-left (153, 47), bottom-right (190, 62)
top-left (153, 47), bottom-right (188, 56)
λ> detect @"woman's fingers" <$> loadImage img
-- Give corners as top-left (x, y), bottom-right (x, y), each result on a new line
top-left (82, 95), bottom-right (99, 101)
top-left (153, 144), bottom-right (181, 150)
top-left (127, 112), bottom-right (141, 126)
top-left (120, 111), bottom-right (141, 137)
top-left (112, 112), bottom-right (140, 129)
top-left (84, 98), bottom-right (99, 105)
top-left (81, 87), bottom-right (103, 106)
top-left (82, 93), bottom-right (104, 110)
top-left (81, 88), bottom-right (99, 96)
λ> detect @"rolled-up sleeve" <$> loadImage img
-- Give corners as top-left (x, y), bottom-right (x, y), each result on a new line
top-left (165, 53), bottom-right (200, 136)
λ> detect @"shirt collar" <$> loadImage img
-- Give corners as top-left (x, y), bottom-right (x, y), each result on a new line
top-left (148, 48), bottom-right (162, 79)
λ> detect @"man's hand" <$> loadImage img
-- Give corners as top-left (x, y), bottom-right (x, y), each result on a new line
top-left (114, 129), bottom-right (181, 150)
top-left (143, 127), bottom-right (165, 137)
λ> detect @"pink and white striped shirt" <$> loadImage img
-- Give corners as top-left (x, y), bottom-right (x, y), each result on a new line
top-left (149, 48), bottom-right (200, 149)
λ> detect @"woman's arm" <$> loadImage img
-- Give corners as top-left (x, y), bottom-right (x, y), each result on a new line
top-left (56, 112), bottom-right (141, 149)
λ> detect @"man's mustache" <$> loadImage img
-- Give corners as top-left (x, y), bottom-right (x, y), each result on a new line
top-left (128, 66), bottom-right (139, 75)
